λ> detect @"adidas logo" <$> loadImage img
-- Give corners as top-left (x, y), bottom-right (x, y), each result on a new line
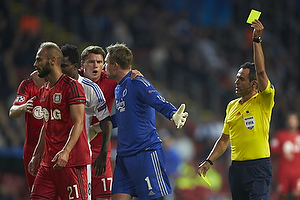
top-left (148, 191), bottom-right (155, 196)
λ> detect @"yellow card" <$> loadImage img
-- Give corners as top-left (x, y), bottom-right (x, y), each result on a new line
top-left (201, 173), bottom-right (212, 186)
top-left (246, 9), bottom-right (261, 24)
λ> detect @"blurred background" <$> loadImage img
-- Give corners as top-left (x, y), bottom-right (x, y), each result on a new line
top-left (0, 0), bottom-right (299, 199)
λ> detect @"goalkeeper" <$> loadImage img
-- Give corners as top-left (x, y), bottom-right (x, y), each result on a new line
top-left (103, 43), bottom-right (188, 200)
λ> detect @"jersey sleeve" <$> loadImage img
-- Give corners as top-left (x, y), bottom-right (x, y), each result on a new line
top-left (69, 80), bottom-right (86, 105)
top-left (222, 102), bottom-right (231, 135)
top-left (133, 76), bottom-right (177, 120)
top-left (13, 80), bottom-right (30, 105)
top-left (90, 82), bottom-right (110, 122)
top-left (259, 80), bottom-right (275, 112)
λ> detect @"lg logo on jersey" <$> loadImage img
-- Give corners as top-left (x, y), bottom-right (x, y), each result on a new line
top-left (42, 108), bottom-right (61, 122)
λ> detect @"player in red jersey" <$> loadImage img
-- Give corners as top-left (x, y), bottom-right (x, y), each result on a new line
top-left (271, 113), bottom-right (300, 200)
top-left (28, 42), bottom-right (91, 200)
top-left (79, 45), bottom-right (117, 200)
top-left (9, 72), bottom-right (45, 193)
top-left (79, 45), bottom-right (142, 200)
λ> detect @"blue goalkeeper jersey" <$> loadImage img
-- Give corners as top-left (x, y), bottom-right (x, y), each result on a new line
top-left (115, 71), bottom-right (177, 156)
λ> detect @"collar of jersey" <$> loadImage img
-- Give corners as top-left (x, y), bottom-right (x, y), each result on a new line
top-left (119, 71), bottom-right (131, 85)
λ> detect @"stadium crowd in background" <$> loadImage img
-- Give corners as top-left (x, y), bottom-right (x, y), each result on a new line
top-left (1, 0), bottom-right (300, 199)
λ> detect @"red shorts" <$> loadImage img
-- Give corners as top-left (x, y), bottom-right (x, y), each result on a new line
top-left (277, 170), bottom-right (300, 195)
top-left (31, 165), bottom-right (88, 200)
top-left (91, 156), bottom-right (113, 199)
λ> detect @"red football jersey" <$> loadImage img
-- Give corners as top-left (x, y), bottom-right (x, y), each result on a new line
top-left (271, 130), bottom-right (300, 171)
top-left (39, 75), bottom-right (91, 167)
top-left (13, 78), bottom-right (43, 159)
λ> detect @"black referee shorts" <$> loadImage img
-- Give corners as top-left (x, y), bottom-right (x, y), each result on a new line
top-left (228, 157), bottom-right (272, 200)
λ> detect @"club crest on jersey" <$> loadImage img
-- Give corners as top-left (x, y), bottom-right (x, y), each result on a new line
top-left (53, 93), bottom-right (62, 104)
top-left (244, 116), bottom-right (255, 130)
top-left (122, 88), bottom-right (127, 97)
top-left (16, 96), bottom-right (25, 103)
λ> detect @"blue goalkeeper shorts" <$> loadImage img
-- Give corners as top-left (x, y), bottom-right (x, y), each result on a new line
top-left (112, 148), bottom-right (171, 199)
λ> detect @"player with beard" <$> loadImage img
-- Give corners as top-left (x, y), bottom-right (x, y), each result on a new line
top-left (28, 42), bottom-right (91, 200)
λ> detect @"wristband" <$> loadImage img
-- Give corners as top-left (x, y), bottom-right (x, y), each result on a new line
top-left (198, 159), bottom-right (213, 168)
top-left (253, 36), bottom-right (262, 43)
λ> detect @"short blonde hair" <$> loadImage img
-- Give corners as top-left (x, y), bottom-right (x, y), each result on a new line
top-left (106, 43), bottom-right (133, 70)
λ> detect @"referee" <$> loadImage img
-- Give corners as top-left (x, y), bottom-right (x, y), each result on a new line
top-left (198, 20), bottom-right (275, 200)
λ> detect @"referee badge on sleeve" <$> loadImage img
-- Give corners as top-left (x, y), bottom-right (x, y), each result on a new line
top-left (244, 116), bottom-right (255, 130)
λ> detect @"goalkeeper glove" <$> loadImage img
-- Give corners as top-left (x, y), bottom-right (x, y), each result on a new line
top-left (89, 122), bottom-right (102, 141)
top-left (172, 104), bottom-right (188, 129)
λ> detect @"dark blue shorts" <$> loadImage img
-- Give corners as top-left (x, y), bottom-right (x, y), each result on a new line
top-left (228, 157), bottom-right (272, 200)
top-left (112, 148), bottom-right (171, 199)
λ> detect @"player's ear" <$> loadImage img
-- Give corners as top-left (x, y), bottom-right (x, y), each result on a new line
top-left (50, 56), bottom-right (57, 65)
top-left (114, 62), bottom-right (120, 69)
top-left (253, 80), bottom-right (258, 88)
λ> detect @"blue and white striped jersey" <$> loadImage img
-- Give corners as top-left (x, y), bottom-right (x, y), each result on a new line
top-left (78, 75), bottom-right (110, 138)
